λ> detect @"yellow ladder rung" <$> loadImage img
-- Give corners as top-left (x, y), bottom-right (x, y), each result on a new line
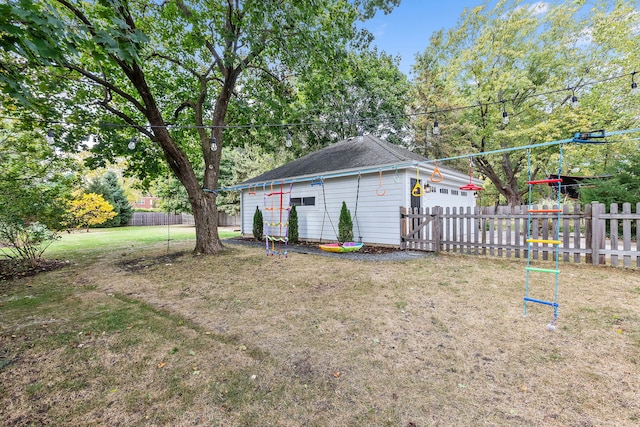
top-left (526, 239), bottom-right (561, 245)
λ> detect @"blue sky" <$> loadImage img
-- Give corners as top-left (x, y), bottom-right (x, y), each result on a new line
top-left (361, 0), bottom-right (490, 76)
top-left (361, 0), bottom-right (565, 76)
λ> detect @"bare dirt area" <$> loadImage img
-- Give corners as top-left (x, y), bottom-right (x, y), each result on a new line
top-left (0, 258), bottom-right (69, 283)
top-left (1, 240), bottom-right (639, 426)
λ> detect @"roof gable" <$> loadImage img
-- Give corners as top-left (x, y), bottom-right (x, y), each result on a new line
top-left (243, 135), bottom-right (427, 185)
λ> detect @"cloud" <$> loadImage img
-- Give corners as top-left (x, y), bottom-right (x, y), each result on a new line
top-left (510, 2), bottom-right (549, 19)
top-left (528, 2), bottom-right (550, 17)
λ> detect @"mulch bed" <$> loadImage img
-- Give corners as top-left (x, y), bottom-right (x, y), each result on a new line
top-left (0, 258), bottom-right (69, 283)
top-left (229, 236), bottom-right (398, 254)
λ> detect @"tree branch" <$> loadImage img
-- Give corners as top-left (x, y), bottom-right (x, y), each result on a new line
top-left (65, 64), bottom-right (147, 114)
top-left (147, 53), bottom-right (201, 79)
top-left (54, 0), bottom-right (134, 76)
top-left (97, 100), bottom-right (153, 140)
top-left (173, 100), bottom-right (197, 120)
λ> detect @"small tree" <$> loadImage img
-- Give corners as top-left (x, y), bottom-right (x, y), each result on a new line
top-left (338, 201), bottom-right (353, 242)
top-left (288, 205), bottom-right (299, 244)
top-left (253, 206), bottom-right (264, 241)
top-left (0, 221), bottom-right (60, 265)
top-left (66, 193), bottom-right (117, 232)
top-left (87, 171), bottom-right (133, 227)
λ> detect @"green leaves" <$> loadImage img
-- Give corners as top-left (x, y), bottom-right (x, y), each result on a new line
top-left (1, 0), bottom-right (401, 253)
top-left (411, 0), bottom-right (640, 205)
top-left (0, 123), bottom-right (79, 231)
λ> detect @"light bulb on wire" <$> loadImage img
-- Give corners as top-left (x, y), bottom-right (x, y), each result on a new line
top-left (46, 130), bottom-right (55, 144)
top-left (501, 101), bottom-right (509, 125)
top-left (357, 129), bottom-right (364, 142)
top-left (285, 133), bottom-right (292, 148)
top-left (570, 90), bottom-right (578, 108)
top-left (128, 136), bottom-right (137, 150)
top-left (210, 135), bottom-right (217, 151)
top-left (502, 110), bottom-right (509, 125)
top-left (433, 120), bottom-right (440, 135)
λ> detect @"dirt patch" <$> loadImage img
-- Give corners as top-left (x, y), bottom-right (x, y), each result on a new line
top-left (117, 251), bottom-right (188, 273)
top-left (0, 258), bottom-right (69, 283)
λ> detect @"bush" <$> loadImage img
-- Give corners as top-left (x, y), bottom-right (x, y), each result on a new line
top-left (252, 206), bottom-right (263, 241)
top-left (87, 171), bottom-right (133, 227)
top-left (0, 221), bottom-right (60, 265)
top-left (338, 201), bottom-right (353, 242)
top-left (288, 205), bottom-right (299, 244)
top-left (66, 193), bottom-right (117, 231)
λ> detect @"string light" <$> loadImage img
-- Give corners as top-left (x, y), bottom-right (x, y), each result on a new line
top-left (128, 136), bottom-right (137, 150)
top-left (210, 135), bottom-right (217, 151)
top-left (46, 130), bottom-right (55, 144)
top-left (501, 101), bottom-right (509, 125)
top-left (357, 129), bottom-right (364, 142)
top-left (4, 70), bottom-right (636, 133)
top-left (432, 119), bottom-right (440, 135)
top-left (570, 89), bottom-right (578, 108)
top-left (285, 133), bottom-right (292, 148)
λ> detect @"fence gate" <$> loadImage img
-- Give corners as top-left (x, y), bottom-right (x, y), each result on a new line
top-left (400, 207), bottom-right (440, 251)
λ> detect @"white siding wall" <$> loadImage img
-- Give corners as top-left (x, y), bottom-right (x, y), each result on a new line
top-left (422, 182), bottom-right (478, 210)
top-left (401, 167), bottom-right (478, 211)
top-left (240, 166), bottom-right (480, 247)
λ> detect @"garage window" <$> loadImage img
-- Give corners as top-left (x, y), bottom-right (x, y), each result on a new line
top-left (291, 197), bottom-right (316, 206)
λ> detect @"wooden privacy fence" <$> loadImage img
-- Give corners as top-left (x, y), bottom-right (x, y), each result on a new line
top-left (400, 202), bottom-right (640, 268)
top-left (127, 212), bottom-right (239, 227)
top-left (127, 212), bottom-right (195, 226)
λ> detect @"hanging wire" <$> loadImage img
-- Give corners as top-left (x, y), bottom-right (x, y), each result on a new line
top-left (2, 71), bottom-right (636, 132)
top-left (209, 126), bottom-right (640, 193)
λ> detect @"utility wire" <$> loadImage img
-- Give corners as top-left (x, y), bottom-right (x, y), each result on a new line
top-left (208, 127), bottom-right (640, 193)
top-left (0, 71), bottom-right (637, 132)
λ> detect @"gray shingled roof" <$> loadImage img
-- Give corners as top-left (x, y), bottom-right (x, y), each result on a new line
top-left (242, 134), bottom-right (427, 185)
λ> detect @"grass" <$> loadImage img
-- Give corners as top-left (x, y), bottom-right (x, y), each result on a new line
top-left (1, 227), bottom-right (639, 426)
top-left (44, 225), bottom-right (216, 258)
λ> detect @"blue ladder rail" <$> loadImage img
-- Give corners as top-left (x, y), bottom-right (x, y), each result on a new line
top-left (524, 297), bottom-right (559, 308)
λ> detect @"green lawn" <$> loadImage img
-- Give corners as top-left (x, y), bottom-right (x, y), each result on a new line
top-left (45, 225), bottom-right (239, 260)
top-left (1, 226), bottom-right (639, 426)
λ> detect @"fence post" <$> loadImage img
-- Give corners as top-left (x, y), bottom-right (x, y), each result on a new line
top-left (590, 202), bottom-right (606, 265)
top-left (637, 202), bottom-right (640, 268)
top-left (585, 203), bottom-right (592, 264)
top-left (434, 206), bottom-right (442, 252)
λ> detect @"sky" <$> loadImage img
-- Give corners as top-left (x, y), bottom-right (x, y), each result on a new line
top-left (361, 0), bottom-right (489, 76)
top-left (361, 0), bottom-right (552, 77)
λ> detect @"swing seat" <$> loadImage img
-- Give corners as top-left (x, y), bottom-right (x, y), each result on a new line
top-left (319, 242), bottom-right (364, 253)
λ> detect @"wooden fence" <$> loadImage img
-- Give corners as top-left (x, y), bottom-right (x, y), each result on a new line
top-left (400, 202), bottom-right (640, 268)
top-left (127, 212), bottom-right (240, 227)
top-left (127, 212), bottom-right (195, 226)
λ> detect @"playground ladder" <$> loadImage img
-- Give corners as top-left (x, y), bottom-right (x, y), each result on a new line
top-left (524, 151), bottom-right (563, 322)
top-left (263, 182), bottom-right (293, 256)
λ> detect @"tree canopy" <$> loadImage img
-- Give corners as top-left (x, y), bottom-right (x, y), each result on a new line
top-left (1, 0), bottom-right (400, 254)
top-left (0, 121), bottom-right (78, 230)
top-left (411, 0), bottom-right (640, 206)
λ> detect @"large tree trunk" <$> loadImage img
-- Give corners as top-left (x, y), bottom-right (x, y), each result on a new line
top-left (151, 124), bottom-right (225, 255)
top-left (190, 189), bottom-right (224, 254)
top-left (477, 154), bottom-right (526, 207)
